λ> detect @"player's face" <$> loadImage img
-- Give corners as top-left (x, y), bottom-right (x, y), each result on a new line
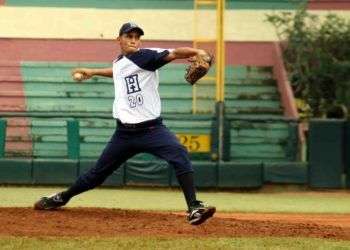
top-left (118, 31), bottom-right (141, 55)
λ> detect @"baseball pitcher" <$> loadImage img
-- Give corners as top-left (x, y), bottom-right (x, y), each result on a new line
top-left (34, 22), bottom-right (214, 225)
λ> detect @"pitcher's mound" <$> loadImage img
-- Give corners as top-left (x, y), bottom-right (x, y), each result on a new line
top-left (1, 208), bottom-right (350, 239)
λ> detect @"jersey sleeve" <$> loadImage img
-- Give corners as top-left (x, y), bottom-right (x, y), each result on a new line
top-left (126, 48), bottom-right (173, 71)
top-left (152, 49), bottom-right (170, 68)
top-left (141, 48), bottom-right (172, 71)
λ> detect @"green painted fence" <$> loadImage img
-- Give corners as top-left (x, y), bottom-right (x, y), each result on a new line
top-left (227, 119), bottom-right (299, 162)
top-left (308, 119), bottom-right (346, 188)
top-left (0, 114), bottom-right (308, 187)
top-left (0, 119), bottom-right (6, 158)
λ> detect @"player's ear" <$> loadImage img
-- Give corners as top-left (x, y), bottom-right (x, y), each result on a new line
top-left (116, 36), bottom-right (123, 46)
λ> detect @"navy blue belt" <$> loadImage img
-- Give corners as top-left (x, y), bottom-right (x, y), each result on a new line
top-left (116, 117), bottom-right (162, 129)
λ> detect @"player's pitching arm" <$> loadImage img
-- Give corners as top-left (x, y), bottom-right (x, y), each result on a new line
top-left (164, 47), bottom-right (208, 62)
top-left (71, 67), bottom-right (113, 82)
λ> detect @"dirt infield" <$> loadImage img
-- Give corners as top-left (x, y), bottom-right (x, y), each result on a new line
top-left (1, 208), bottom-right (350, 240)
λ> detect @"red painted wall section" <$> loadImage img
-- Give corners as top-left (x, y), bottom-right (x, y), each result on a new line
top-left (272, 42), bottom-right (305, 147)
top-left (226, 42), bottom-right (274, 66)
top-left (0, 0), bottom-right (6, 5)
top-left (6, 118), bottom-right (32, 157)
top-left (0, 39), bottom-right (276, 65)
top-left (308, 0), bottom-right (350, 10)
top-left (0, 61), bottom-right (26, 112)
top-left (0, 60), bottom-right (32, 157)
top-left (272, 43), bottom-right (298, 119)
top-left (0, 39), bottom-right (193, 62)
top-left (272, 43), bottom-right (306, 152)
top-left (0, 39), bottom-right (120, 62)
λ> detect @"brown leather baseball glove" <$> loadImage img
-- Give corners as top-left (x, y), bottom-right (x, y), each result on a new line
top-left (185, 52), bottom-right (213, 85)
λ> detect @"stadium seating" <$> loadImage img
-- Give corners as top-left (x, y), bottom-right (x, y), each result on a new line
top-left (225, 66), bottom-right (283, 119)
top-left (0, 61), bottom-right (299, 163)
top-left (0, 59), bottom-right (306, 186)
top-left (10, 62), bottom-right (212, 161)
top-left (223, 66), bottom-right (298, 162)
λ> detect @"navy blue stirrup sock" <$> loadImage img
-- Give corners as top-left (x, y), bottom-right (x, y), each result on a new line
top-left (177, 172), bottom-right (197, 210)
top-left (60, 178), bottom-right (91, 202)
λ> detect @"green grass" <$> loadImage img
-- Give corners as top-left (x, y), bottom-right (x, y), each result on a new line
top-left (1, 236), bottom-right (350, 250)
top-left (2, 186), bottom-right (350, 214)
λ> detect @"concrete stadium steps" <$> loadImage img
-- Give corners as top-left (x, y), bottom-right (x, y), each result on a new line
top-left (227, 65), bottom-right (274, 81)
top-left (28, 118), bottom-right (111, 158)
top-left (20, 62), bottom-right (218, 114)
top-left (0, 61), bottom-right (25, 111)
top-left (4, 117), bottom-right (32, 157)
top-left (0, 65), bottom-right (21, 76)
top-left (225, 107), bottom-right (283, 118)
top-left (18, 61), bottom-right (215, 160)
top-left (16, 61), bottom-right (291, 163)
top-left (0, 61), bottom-right (32, 157)
top-left (228, 119), bottom-right (298, 162)
top-left (21, 62), bottom-right (115, 114)
top-left (0, 90), bottom-right (26, 111)
top-left (160, 64), bottom-right (216, 113)
top-left (227, 65), bottom-right (295, 162)
top-left (226, 85), bottom-right (278, 95)
top-left (224, 65), bottom-right (295, 162)
top-left (226, 99), bottom-right (281, 109)
top-left (225, 65), bottom-right (283, 118)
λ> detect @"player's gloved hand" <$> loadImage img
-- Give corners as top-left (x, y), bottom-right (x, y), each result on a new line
top-left (71, 68), bottom-right (94, 82)
top-left (185, 50), bottom-right (213, 85)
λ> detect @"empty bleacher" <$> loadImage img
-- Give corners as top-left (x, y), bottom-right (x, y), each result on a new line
top-left (8, 61), bottom-right (214, 161)
top-left (223, 66), bottom-right (298, 163)
top-left (0, 60), bottom-right (306, 187)
top-left (0, 61), bottom-right (299, 163)
top-left (225, 66), bottom-right (283, 118)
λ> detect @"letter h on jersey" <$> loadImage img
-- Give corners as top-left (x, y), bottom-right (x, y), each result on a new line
top-left (125, 74), bottom-right (141, 94)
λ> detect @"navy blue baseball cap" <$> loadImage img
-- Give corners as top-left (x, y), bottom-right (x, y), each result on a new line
top-left (119, 22), bottom-right (144, 36)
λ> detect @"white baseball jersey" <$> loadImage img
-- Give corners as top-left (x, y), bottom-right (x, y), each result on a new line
top-left (112, 48), bottom-right (172, 124)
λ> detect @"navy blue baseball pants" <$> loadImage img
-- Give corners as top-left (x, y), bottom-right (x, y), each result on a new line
top-left (76, 117), bottom-right (193, 190)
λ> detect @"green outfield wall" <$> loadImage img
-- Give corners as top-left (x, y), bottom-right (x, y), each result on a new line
top-left (2, 117), bottom-right (348, 188)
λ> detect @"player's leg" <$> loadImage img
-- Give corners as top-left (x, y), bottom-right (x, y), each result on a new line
top-left (142, 125), bottom-right (215, 225)
top-left (34, 129), bottom-right (137, 210)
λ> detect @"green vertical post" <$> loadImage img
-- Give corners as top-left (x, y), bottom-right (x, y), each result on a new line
top-left (210, 117), bottom-right (219, 161)
top-left (211, 103), bottom-right (220, 161)
top-left (222, 118), bottom-right (231, 161)
top-left (216, 101), bottom-right (225, 162)
top-left (308, 119), bottom-right (344, 188)
top-left (286, 122), bottom-right (298, 161)
top-left (67, 119), bottom-right (80, 159)
top-left (0, 119), bottom-right (7, 158)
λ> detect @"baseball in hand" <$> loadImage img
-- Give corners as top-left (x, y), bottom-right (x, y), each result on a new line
top-left (73, 72), bottom-right (84, 81)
